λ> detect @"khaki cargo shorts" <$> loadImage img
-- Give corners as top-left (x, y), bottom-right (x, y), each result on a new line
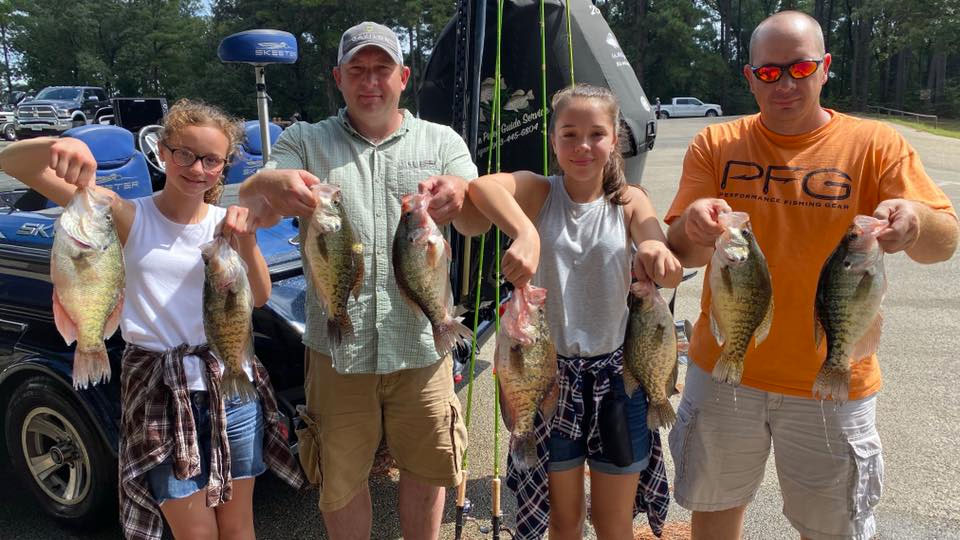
top-left (295, 349), bottom-right (467, 512)
top-left (669, 363), bottom-right (883, 540)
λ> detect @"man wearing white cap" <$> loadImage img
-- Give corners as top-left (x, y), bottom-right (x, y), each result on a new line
top-left (239, 21), bottom-right (486, 540)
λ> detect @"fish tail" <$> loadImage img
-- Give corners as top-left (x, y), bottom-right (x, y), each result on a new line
top-left (327, 312), bottom-right (354, 347)
top-left (221, 371), bottom-right (258, 403)
top-left (812, 363), bottom-right (850, 403)
top-left (647, 400), bottom-right (677, 431)
top-left (509, 432), bottom-right (538, 471)
top-left (711, 353), bottom-right (744, 386)
top-left (433, 317), bottom-right (473, 356)
top-left (72, 345), bottom-right (111, 389)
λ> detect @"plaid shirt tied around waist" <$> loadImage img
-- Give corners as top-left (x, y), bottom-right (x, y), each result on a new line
top-left (506, 347), bottom-right (671, 539)
top-left (118, 344), bottom-right (304, 540)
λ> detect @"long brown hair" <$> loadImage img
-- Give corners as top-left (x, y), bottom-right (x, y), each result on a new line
top-left (549, 84), bottom-right (629, 205)
top-left (158, 99), bottom-right (243, 204)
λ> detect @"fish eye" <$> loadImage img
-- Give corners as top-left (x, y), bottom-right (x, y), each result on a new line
top-left (847, 232), bottom-right (858, 241)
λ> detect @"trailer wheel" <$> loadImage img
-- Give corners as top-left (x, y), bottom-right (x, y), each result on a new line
top-left (3, 376), bottom-right (116, 530)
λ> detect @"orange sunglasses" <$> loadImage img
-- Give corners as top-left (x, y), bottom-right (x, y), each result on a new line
top-left (749, 59), bottom-right (823, 83)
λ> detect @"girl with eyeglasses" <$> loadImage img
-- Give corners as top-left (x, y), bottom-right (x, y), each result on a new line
top-left (0, 98), bottom-right (303, 539)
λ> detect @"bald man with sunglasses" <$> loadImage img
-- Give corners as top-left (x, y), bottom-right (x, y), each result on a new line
top-left (664, 10), bottom-right (958, 540)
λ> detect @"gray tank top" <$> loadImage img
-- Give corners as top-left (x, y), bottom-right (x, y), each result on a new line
top-left (531, 175), bottom-right (631, 358)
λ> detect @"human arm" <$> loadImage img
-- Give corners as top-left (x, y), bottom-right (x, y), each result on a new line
top-left (873, 199), bottom-right (959, 263)
top-left (0, 136), bottom-right (135, 242)
top-left (220, 205), bottom-right (271, 307)
top-left (665, 198), bottom-right (732, 268)
top-left (417, 175), bottom-right (490, 237)
top-left (467, 171), bottom-right (549, 287)
top-left (625, 186), bottom-right (683, 288)
top-left (237, 168), bottom-right (321, 231)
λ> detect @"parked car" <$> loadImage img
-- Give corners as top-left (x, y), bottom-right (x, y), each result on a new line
top-left (14, 86), bottom-right (110, 139)
top-left (0, 123), bottom-right (309, 529)
top-left (656, 96), bottom-right (723, 119)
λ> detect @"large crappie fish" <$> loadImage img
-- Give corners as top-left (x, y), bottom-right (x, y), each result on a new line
top-left (708, 211), bottom-right (774, 386)
top-left (302, 183), bottom-right (364, 345)
top-left (496, 285), bottom-right (558, 470)
top-left (623, 280), bottom-right (678, 430)
top-left (202, 236), bottom-right (257, 401)
top-left (51, 186), bottom-right (124, 389)
top-left (813, 215), bottom-right (888, 402)
top-left (392, 193), bottom-right (471, 355)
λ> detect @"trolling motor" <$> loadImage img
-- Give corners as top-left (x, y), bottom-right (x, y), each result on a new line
top-left (218, 29), bottom-right (298, 163)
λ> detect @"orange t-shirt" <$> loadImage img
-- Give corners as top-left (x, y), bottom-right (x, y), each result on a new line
top-left (665, 111), bottom-right (957, 399)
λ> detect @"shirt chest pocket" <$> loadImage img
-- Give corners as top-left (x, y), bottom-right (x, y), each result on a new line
top-left (395, 160), bottom-right (443, 195)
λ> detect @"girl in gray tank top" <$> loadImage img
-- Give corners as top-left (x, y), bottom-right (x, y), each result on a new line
top-left (468, 84), bottom-right (682, 538)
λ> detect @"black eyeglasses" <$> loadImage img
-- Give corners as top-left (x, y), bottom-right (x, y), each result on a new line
top-left (161, 142), bottom-right (227, 172)
top-left (749, 59), bottom-right (823, 83)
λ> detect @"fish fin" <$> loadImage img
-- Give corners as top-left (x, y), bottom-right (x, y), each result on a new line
top-left (669, 357), bottom-right (680, 396)
top-left (52, 290), bottom-right (77, 346)
top-left (426, 236), bottom-right (445, 268)
top-left (433, 317), bottom-right (473, 356)
top-left (647, 400), bottom-right (677, 431)
top-left (851, 311), bottom-right (883, 363)
top-left (351, 247), bottom-right (364, 301)
top-left (72, 345), bottom-right (111, 389)
top-left (622, 369), bottom-right (641, 399)
top-left (814, 313), bottom-right (825, 350)
top-left (812, 363), bottom-right (849, 403)
top-left (709, 304), bottom-right (725, 347)
top-left (509, 433), bottom-right (538, 471)
top-left (221, 372), bottom-right (257, 403)
top-left (539, 380), bottom-right (559, 422)
top-left (754, 296), bottom-right (774, 346)
top-left (497, 376), bottom-right (516, 432)
top-left (103, 292), bottom-right (124, 340)
top-left (314, 233), bottom-right (329, 261)
top-left (711, 353), bottom-right (743, 386)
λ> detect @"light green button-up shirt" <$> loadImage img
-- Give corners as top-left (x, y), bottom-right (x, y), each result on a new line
top-left (266, 108), bottom-right (478, 374)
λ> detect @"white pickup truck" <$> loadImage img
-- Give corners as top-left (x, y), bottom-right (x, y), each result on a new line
top-left (656, 97), bottom-right (722, 119)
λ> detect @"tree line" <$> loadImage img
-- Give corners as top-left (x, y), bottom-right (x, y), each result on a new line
top-left (0, 0), bottom-right (956, 122)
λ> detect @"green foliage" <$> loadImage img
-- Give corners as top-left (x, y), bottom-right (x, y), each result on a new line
top-left (2, 0), bottom-right (957, 120)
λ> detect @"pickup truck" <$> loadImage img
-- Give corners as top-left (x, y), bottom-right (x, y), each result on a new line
top-left (14, 86), bottom-right (110, 139)
top-left (656, 97), bottom-right (722, 119)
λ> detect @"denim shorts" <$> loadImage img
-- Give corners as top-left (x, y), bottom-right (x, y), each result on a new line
top-left (148, 392), bottom-right (266, 504)
top-left (548, 373), bottom-right (652, 475)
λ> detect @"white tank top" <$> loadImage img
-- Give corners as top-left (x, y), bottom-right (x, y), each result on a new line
top-left (121, 195), bottom-right (252, 390)
top-left (531, 175), bottom-right (631, 358)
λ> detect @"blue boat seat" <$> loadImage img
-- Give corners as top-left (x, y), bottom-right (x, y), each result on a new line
top-left (218, 29), bottom-right (298, 65)
top-left (58, 125), bottom-right (153, 204)
top-left (224, 120), bottom-right (283, 185)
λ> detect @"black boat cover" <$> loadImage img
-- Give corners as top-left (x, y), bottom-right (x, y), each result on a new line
top-left (419, 0), bottom-right (657, 183)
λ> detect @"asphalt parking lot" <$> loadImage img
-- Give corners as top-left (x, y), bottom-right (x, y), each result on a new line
top-left (0, 115), bottom-right (958, 539)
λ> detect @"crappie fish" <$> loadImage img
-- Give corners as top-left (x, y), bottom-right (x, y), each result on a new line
top-left (51, 186), bottom-right (124, 389)
top-left (813, 215), bottom-right (888, 402)
top-left (392, 193), bottom-right (472, 355)
top-left (708, 211), bottom-right (774, 386)
top-left (202, 236), bottom-right (257, 401)
top-left (496, 285), bottom-right (558, 470)
top-left (303, 183), bottom-right (364, 345)
top-left (623, 280), bottom-right (678, 430)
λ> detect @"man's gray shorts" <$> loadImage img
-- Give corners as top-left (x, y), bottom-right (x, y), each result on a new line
top-left (668, 363), bottom-right (883, 540)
